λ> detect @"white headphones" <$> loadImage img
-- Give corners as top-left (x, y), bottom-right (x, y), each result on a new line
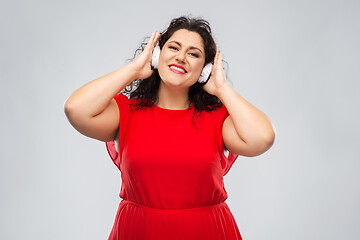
top-left (151, 45), bottom-right (212, 83)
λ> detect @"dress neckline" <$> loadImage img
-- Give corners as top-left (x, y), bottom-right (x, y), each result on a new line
top-left (152, 103), bottom-right (194, 111)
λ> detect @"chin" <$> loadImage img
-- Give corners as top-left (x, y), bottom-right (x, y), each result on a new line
top-left (160, 78), bottom-right (190, 90)
top-left (162, 78), bottom-right (183, 87)
top-left (159, 71), bottom-right (198, 89)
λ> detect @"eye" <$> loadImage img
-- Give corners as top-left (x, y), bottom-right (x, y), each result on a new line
top-left (169, 46), bottom-right (178, 51)
top-left (189, 53), bottom-right (199, 58)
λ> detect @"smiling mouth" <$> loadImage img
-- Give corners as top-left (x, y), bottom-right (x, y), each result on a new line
top-left (169, 65), bottom-right (187, 74)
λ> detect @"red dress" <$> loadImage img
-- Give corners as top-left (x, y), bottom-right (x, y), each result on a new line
top-left (105, 93), bottom-right (242, 240)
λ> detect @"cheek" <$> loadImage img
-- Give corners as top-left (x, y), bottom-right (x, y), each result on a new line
top-left (158, 52), bottom-right (170, 69)
top-left (193, 62), bottom-right (205, 74)
top-left (157, 55), bottom-right (168, 80)
top-left (157, 55), bottom-right (166, 72)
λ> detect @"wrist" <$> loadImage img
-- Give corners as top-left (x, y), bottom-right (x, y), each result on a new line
top-left (124, 62), bottom-right (141, 81)
top-left (215, 82), bottom-right (232, 100)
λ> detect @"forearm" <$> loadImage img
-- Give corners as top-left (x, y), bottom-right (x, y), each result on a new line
top-left (217, 83), bottom-right (275, 145)
top-left (65, 63), bottom-right (137, 117)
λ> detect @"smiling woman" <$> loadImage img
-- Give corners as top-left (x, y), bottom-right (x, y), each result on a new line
top-left (157, 29), bottom-right (206, 93)
top-left (122, 17), bottom-right (219, 112)
top-left (64, 15), bottom-right (275, 240)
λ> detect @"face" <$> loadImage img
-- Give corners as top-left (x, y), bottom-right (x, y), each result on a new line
top-left (158, 29), bottom-right (206, 89)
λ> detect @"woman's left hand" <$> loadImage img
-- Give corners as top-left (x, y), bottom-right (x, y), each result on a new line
top-left (202, 49), bottom-right (229, 97)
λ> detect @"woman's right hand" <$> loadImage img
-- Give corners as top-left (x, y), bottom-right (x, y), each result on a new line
top-left (129, 31), bottom-right (161, 80)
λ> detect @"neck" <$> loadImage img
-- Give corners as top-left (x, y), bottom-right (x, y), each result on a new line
top-left (155, 82), bottom-right (191, 110)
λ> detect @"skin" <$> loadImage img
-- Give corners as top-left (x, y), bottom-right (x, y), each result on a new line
top-left (64, 29), bottom-right (275, 157)
top-left (156, 29), bottom-right (206, 109)
top-left (155, 29), bottom-right (275, 157)
top-left (203, 47), bottom-right (275, 157)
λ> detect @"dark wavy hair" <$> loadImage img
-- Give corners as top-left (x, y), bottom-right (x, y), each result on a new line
top-left (121, 16), bottom-right (226, 125)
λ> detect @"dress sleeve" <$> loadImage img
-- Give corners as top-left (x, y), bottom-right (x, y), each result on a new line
top-left (105, 93), bottom-right (130, 170)
top-left (216, 105), bottom-right (239, 176)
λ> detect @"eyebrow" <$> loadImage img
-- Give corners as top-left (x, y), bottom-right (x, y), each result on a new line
top-left (168, 41), bottom-right (203, 53)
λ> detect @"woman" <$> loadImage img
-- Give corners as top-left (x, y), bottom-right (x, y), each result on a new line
top-left (65, 16), bottom-right (275, 240)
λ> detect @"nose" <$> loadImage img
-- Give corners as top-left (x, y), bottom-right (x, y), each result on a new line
top-left (175, 50), bottom-right (186, 63)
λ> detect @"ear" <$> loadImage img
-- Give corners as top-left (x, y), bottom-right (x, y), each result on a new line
top-left (151, 44), bottom-right (161, 69)
top-left (198, 63), bottom-right (213, 83)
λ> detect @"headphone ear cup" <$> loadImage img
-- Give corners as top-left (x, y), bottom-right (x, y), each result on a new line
top-left (151, 45), bottom-right (161, 69)
top-left (198, 63), bottom-right (213, 83)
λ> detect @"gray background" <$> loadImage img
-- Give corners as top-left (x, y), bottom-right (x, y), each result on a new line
top-left (1, 0), bottom-right (359, 239)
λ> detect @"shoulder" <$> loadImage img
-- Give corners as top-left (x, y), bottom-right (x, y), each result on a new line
top-left (113, 93), bottom-right (130, 107)
top-left (208, 104), bottom-right (229, 121)
top-left (113, 93), bottom-right (144, 111)
top-left (196, 104), bottom-right (229, 129)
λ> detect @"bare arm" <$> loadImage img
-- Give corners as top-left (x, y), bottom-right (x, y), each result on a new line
top-left (203, 50), bottom-right (275, 157)
top-left (64, 64), bottom-right (137, 142)
top-left (64, 32), bottom-right (160, 142)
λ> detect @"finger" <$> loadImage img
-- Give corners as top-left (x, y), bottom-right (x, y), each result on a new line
top-left (218, 51), bottom-right (223, 67)
top-left (148, 32), bottom-right (160, 53)
top-left (153, 31), bottom-right (161, 46)
top-left (217, 51), bottom-right (223, 69)
top-left (150, 32), bottom-right (160, 51)
top-left (217, 52), bottom-right (225, 75)
top-left (213, 50), bottom-right (220, 66)
top-left (211, 53), bottom-right (218, 75)
top-left (213, 45), bottom-right (218, 64)
top-left (144, 32), bottom-right (155, 52)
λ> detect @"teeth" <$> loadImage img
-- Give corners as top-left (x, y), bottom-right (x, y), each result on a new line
top-left (170, 66), bottom-right (185, 73)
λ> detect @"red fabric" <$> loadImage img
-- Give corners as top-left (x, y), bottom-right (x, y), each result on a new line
top-left (105, 93), bottom-right (242, 240)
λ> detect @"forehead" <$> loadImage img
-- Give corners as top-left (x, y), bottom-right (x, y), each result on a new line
top-left (166, 29), bottom-right (204, 50)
